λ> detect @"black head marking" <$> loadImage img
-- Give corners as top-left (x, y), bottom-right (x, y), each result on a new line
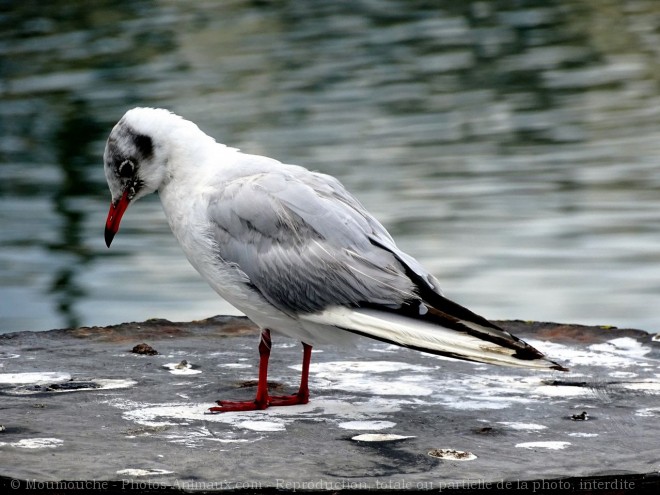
top-left (133, 133), bottom-right (153, 160)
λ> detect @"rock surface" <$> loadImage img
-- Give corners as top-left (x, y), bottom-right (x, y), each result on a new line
top-left (1, 316), bottom-right (659, 493)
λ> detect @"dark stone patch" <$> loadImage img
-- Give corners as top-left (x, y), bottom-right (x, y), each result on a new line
top-left (132, 343), bottom-right (158, 355)
top-left (45, 381), bottom-right (101, 391)
top-left (571, 411), bottom-right (590, 421)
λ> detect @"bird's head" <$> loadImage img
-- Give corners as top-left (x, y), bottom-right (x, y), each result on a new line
top-left (103, 108), bottom-right (171, 247)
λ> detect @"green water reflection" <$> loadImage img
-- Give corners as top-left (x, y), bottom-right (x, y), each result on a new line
top-left (1, 0), bottom-right (659, 332)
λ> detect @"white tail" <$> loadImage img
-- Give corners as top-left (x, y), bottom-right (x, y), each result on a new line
top-left (301, 307), bottom-right (564, 371)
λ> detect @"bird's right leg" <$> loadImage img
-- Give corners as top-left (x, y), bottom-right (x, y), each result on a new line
top-left (208, 328), bottom-right (272, 413)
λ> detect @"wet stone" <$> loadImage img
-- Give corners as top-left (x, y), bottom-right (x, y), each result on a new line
top-left (0, 316), bottom-right (658, 492)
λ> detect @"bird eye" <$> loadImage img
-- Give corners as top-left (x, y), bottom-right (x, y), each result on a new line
top-left (117, 160), bottom-right (134, 178)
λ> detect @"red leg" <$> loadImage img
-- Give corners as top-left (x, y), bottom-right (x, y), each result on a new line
top-left (208, 330), bottom-right (313, 413)
top-left (208, 329), bottom-right (272, 413)
top-left (269, 342), bottom-right (312, 406)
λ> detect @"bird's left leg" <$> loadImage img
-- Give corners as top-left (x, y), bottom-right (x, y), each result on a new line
top-left (268, 341), bottom-right (312, 406)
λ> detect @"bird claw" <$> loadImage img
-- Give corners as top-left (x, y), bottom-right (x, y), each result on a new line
top-left (207, 393), bottom-right (308, 413)
top-left (207, 399), bottom-right (267, 413)
top-left (268, 393), bottom-right (309, 407)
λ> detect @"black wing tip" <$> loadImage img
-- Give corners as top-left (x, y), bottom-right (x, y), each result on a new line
top-left (512, 345), bottom-right (569, 372)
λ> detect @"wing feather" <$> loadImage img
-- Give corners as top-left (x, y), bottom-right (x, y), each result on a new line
top-left (206, 166), bottom-right (416, 314)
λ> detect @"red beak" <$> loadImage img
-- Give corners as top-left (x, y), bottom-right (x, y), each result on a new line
top-left (105, 190), bottom-right (130, 247)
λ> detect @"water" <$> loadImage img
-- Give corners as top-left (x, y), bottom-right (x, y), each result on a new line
top-left (2, 0), bottom-right (660, 334)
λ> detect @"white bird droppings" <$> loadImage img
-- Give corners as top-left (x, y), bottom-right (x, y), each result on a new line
top-left (515, 441), bottom-right (571, 450)
top-left (635, 407), bottom-right (660, 417)
top-left (497, 421), bottom-right (547, 431)
top-left (91, 379), bottom-right (138, 390)
top-left (4, 438), bottom-right (64, 449)
top-left (0, 372), bottom-right (71, 384)
top-left (116, 468), bottom-right (174, 477)
top-left (235, 420), bottom-right (286, 432)
top-left (338, 420), bottom-right (396, 430)
top-left (299, 360), bottom-right (434, 396)
top-left (620, 381), bottom-right (660, 393)
top-left (352, 433), bottom-right (415, 442)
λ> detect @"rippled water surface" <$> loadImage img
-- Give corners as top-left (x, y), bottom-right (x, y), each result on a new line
top-left (2, 0), bottom-right (660, 334)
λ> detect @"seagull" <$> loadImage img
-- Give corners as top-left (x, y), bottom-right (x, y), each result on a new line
top-left (103, 108), bottom-right (567, 412)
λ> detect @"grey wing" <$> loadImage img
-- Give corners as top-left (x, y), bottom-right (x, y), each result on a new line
top-left (203, 163), bottom-right (565, 370)
top-left (206, 167), bottom-right (438, 315)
